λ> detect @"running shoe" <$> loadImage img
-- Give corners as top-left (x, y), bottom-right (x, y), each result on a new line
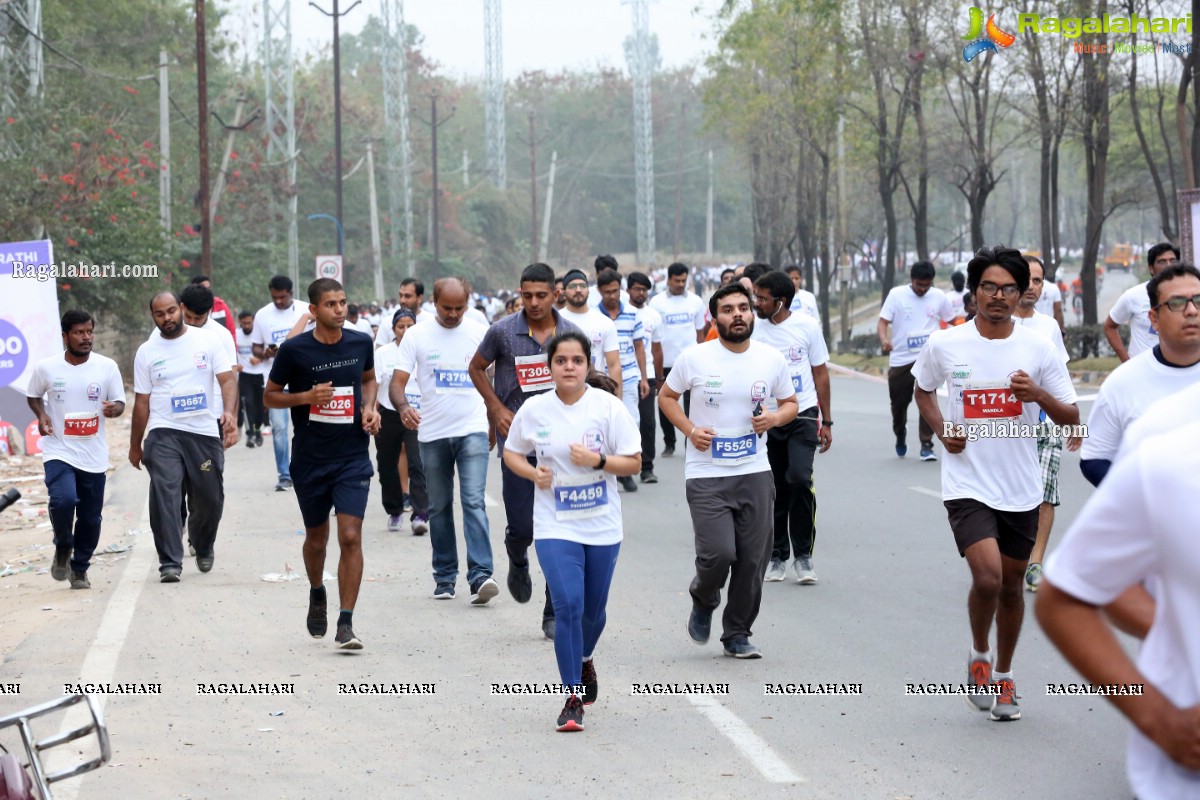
top-left (387, 514), bottom-right (402, 532)
top-left (640, 470), bottom-right (658, 484)
top-left (687, 605), bottom-right (712, 644)
top-left (662, 444), bottom-right (675, 457)
top-left (967, 654), bottom-right (995, 712)
top-left (274, 479), bottom-right (291, 492)
top-left (254, 432), bottom-right (264, 447)
top-left (556, 695), bottom-right (585, 732)
top-left (69, 570), bottom-right (90, 590)
top-left (307, 592), bottom-right (328, 637)
top-left (470, 576), bottom-right (499, 605)
top-left (245, 436), bottom-right (256, 448)
top-left (411, 515), bottom-right (429, 536)
top-left (990, 677), bottom-right (1021, 721)
top-left (794, 556), bottom-right (817, 585)
top-left (919, 447), bottom-right (938, 462)
top-left (187, 542), bottom-right (196, 557)
top-left (542, 617), bottom-right (556, 641)
top-left (51, 547), bottom-right (70, 581)
top-left (722, 636), bottom-right (762, 659)
top-left (764, 558), bottom-right (786, 582)
top-left (335, 624), bottom-right (363, 650)
top-left (618, 475), bottom-right (638, 493)
top-left (581, 659), bottom-right (598, 705)
top-left (507, 563), bottom-right (532, 603)
top-left (1024, 563), bottom-right (1043, 593)
top-left (196, 554), bottom-right (215, 573)
top-left (160, 567), bottom-right (182, 583)
top-left (433, 583), bottom-right (456, 600)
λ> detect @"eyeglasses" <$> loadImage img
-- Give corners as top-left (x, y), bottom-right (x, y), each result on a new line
top-left (979, 282), bottom-right (1021, 299)
top-left (1156, 294), bottom-right (1200, 313)
top-left (1154, 257), bottom-right (1179, 267)
top-left (565, 282), bottom-right (589, 290)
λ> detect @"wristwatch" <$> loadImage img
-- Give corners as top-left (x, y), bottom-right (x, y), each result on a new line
top-left (595, 452), bottom-right (607, 470)
top-left (821, 420), bottom-right (833, 427)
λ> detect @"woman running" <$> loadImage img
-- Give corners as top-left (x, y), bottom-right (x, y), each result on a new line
top-left (375, 308), bottom-right (429, 534)
top-left (503, 332), bottom-right (641, 732)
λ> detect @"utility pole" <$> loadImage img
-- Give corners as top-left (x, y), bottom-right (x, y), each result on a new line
top-left (195, 0), bottom-right (212, 277)
top-left (310, 0), bottom-right (361, 255)
top-left (528, 111), bottom-right (537, 262)
top-left (624, 0), bottom-right (656, 266)
top-left (413, 90), bottom-right (455, 271)
top-left (158, 49), bottom-right (171, 233)
top-left (672, 99), bottom-right (685, 261)
top-left (462, 149), bottom-right (469, 187)
top-left (366, 140), bottom-right (384, 299)
top-left (705, 149), bottom-right (713, 258)
top-left (483, 0), bottom-right (506, 188)
top-left (264, 0), bottom-right (298, 283)
top-left (382, 0), bottom-right (413, 275)
top-left (540, 150), bottom-right (557, 262)
top-left (209, 94), bottom-right (247, 227)
top-left (0, 0), bottom-right (44, 156)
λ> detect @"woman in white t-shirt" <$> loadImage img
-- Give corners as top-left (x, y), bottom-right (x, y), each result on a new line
top-left (374, 309), bottom-right (427, 534)
top-left (503, 332), bottom-right (642, 733)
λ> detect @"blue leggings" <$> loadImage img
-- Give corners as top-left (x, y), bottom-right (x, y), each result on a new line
top-left (535, 539), bottom-right (621, 690)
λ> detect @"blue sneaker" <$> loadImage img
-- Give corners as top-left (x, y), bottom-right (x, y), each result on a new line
top-left (919, 447), bottom-right (937, 462)
top-left (895, 443), bottom-right (908, 457)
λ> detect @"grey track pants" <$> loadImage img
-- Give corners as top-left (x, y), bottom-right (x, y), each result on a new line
top-left (144, 427), bottom-right (225, 572)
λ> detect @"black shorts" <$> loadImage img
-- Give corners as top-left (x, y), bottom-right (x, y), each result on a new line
top-left (291, 457), bottom-right (374, 529)
top-left (944, 498), bottom-right (1038, 561)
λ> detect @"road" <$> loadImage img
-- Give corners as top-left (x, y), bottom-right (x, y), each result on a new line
top-left (0, 374), bottom-right (1132, 799)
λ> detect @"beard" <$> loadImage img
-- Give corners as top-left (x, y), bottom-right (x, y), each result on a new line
top-left (716, 316), bottom-right (754, 343)
top-left (157, 316), bottom-right (183, 338)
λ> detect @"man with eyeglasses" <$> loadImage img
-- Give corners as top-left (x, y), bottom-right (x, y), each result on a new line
top-left (877, 261), bottom-right (956, 460)
top-left (913, 245), bottom-right (1079, 722)
top-left (1106, 243), bottom-right (1180, 362)
top-left (1081, 263), bottom-right (1200, 487)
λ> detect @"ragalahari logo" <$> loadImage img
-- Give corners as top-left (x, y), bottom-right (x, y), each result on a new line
top-left (962, 7), bottom-right (1016, 62)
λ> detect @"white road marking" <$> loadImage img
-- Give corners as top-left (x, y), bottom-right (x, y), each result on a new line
top-left (687, 695), bottom-right (805, 783)
top-left (50, 492), bottom-right (154, 800)
top-left (908, 486), bottom-right (943, 499)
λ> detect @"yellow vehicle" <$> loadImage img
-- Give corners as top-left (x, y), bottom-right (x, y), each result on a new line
top-left (1104, 243), bottom-right (1135, 271)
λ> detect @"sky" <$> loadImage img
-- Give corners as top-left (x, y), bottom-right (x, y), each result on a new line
top-left (222, 0), bottom-right (727, 79)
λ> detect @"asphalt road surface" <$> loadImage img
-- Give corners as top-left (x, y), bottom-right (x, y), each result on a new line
top-left (0, 373), bottom-right (1132, 799)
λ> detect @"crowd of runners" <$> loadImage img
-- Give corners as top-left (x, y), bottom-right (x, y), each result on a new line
top-left (23, 244), bottom-right (1200, 796)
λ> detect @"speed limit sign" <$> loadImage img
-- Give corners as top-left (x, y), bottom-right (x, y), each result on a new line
top-left (315, 255), bottom-right (343, 283)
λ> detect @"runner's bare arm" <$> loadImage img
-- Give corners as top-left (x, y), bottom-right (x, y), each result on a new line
top-left (1009, 370), bottom-right (1080, 427)
top-left (128, 393), bottom-right (151, 469)
top-left (1103, 584), bottom-right (1154, 640)
top-left (604, 349), bottom-right (622, 399)
top-left (469, 352), bottom-right (513, 436)
top-left (813, 363), bottom-right (832, 452)
top-left (263, 379), bottom-right (332, 408)
top-left (915, 386), bottom-right (965, 454)
top-left (26, 396), bottom-right (52, 436)
top-left (659, 383), bottom-right (713, 450)
top-left (876, 318), bottom-right (893, 353)
top-left (360, 369), bottom-right (381, 434)
top-left (634, 338), bottom-right (649, 399)
top-left (215, 371), bottom-right (239, 447)
top-left (1102, 316), bottom-right (1130, 362)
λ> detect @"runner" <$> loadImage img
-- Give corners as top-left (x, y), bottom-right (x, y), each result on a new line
top-left (129, 291), bottom-right (238, 581)
top-left (503, 332), bottom-right (642, 731)
top-left (1083, 263), bottom-right (1200, 486)
top-left (588, 254), bottom-right (629, 308)
top-left (236, 310), bottom-right (266, 447)
top-left (470, 263), bottom-right (582, 639)
top-left (752, 270), bottom-right (832, 585)
top-left (877, 261), bottom-right (955, 460)
top-left (25, 310), bottom-right (125, 590)
top-left (912, 245), bottom-right (1079, 721)
top-left (188, 274), bottom-right (236, 338)
top-left (264, 278), bottom-right (379, 649)
top-left (374, 308), bottom-right (429, 534)
top-left (1105, 242), bottom-right (1179, 362)
top-left (391, 278), bottom-right (499, 604)
top-left (659, 283), bottom-right (798, 658)
top-left (649, 262), bottom-right (706, 456)
top-left (558, 268), bottom-right (622, 390)
top-left (251, 275), bottom-right (308, 491)
top-left (375, 277), bottom-right (428, 347)
top-left (783, 264), bottom-right (820, 321)
top-left (597, 267), bottom-right (647, 493)
top-left (1011, 256), bottom-right (1075, 594)
top-left (627, 271), bottom-right (664, 484)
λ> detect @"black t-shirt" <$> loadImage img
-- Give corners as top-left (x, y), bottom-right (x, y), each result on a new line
top-left (268, 329), bottom-right (375, 463)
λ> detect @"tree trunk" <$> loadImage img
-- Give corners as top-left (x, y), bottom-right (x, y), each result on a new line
top-left (1080, 0), bottom-right (1110, 326)
top-left (1126, 6), bottom-right (1175, 242)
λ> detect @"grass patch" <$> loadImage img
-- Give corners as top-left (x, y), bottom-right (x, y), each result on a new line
top-left (1069, 356), bottom-right (1120, 372)
top-left (830, 353), bottom-right (889, 373)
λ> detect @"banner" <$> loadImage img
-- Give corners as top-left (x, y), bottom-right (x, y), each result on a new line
top-left (0, 240), bottom-right (60, 438)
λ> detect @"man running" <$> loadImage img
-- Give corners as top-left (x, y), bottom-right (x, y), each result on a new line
top-left (649, 262), bottom-right (706, 456)
top-left (470, 263), bottom-right (581, 639)
top-left (913, 245), bottom-right (1079, 721)
top-left (251, 275), bottom-right (308, 491)
top-left (627, 271), bottom-right (664, 484)
top-left (1105, 242), bottom-right (1179, 362)
top-left (878, 260), bottom-right (955, 460)
top-left (752, 270), bottom-right (832, 585)
top-left (129, 292), bottom-right (238, 581)
top-left (660, 283), bottom-right (798, 659)
top-left (264, 278), bottom-right (379, 650)
top-left (558, 268), bottom-right (622, 391)
top-left (26, 310), bottom-right (125, 590)
top-left (597, 268), bottom-right (647, 493)
top-left (375, 277), bottom-right (429, 347)
top-left (391, 278), bottom-right (499, 604)
top-left (236, 310), bottom-right (266, 447)
top-left (783, 264), bottom-right (820, 322)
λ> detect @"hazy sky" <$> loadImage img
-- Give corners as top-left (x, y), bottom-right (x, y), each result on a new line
top-left (223, 0), bottom-right (727, 79)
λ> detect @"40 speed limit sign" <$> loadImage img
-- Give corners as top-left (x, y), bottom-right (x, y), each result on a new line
top-left (315, 255), bottom-right (343, 283)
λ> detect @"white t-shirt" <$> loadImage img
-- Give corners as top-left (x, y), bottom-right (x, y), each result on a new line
top-left (250, 301), bottom-right (308, 372)
top-left (504, 385), bottom-right (641, 545)
top-left (26, 353), bottom-right (125, 473)
top-left (1013, 311), bottom-right (1069, 363)
top-left (665, 340), bottom-right (795, 480)
top-left (634, 303), bottom-right (664, 352)
top-left (879, 285), bottom-right (954, 367)
top-left (913, 321), bottom-right (1077, 511)
top-left (1115, 381), bottom-right (1200, 462)
top-left (159, 318), bottom-right (236, 418)
top-left (1109, 281), bottom-right (1158, 357)
top-left (395, 318), bottom-right (488, 442)
top-left (1034, 281), bottom-right (1063, 318)
top-left (1082, 349), bottom-right (1200, 462)
top-left (236, 327), bottom-right (265, 376)
top-left (649, 291), bottom-right (707, 368)
top-left (946, 290), bottom-right (966, 320)
top-left (348, 317), bottom-right (374, 337)
top-left (789, 289), bottom-right (820, 322)
top-left (1046, 423), bottom-right (1200, 800)
top-left (374, 309), bottom-right (428, 347)
top-left (375, 341), bottom-right (422, 413)
top-left (751, 313), bottom-right (829, 412)
top-left (558, 306), bottom-right (620, 373)
top-left (134, 325), bottom-right (233, 437)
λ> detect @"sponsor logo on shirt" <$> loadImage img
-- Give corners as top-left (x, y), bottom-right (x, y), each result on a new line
top-left (951, 368), bottom-right (972, 380)
top-left (788, 345), bottom-right (804, 363)
top-left (750, 381), bottom-right (767, 402)
top-left (583, 428), bottom-right (604, 453)
top-left (86, 383), bottom-right (101, 400)
top-left (193, 353), bottom-right (209, 370)
top-left (704, 396), bottom-right (720, 409)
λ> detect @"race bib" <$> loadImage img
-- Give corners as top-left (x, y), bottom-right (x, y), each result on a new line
top-left (515, 354), bottom-right (553, 394)
top-left (405, 393), bottom-right (422, 411)
top-left (962, 381), bottom-right (1022, 420)
top-left (310, 386), bottom-right (355, 424)
top-left (907, 334), bottom-right (929, 350)
top-left (434, 368), bottom-right (475, 395)
top-left (664, 312), bottom-right (691, 325)
top-left (553, 471), bottom-right (609, 521)
top-left (271, 328), bottom-right (290, 344)
top-left (170, 389), bottom-right (208, 417)
top-left (710, 428), bottom-right (758, 466)
top-left (619, 338), bottom-right (635, 355)
top-left (790, 372), bottom-right (804, 393)
top-left (63, 412), bottom-right (99, 439)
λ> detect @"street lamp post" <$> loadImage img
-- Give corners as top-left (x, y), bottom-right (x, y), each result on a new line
top-left (307, 213), bottom-right (344, 257)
